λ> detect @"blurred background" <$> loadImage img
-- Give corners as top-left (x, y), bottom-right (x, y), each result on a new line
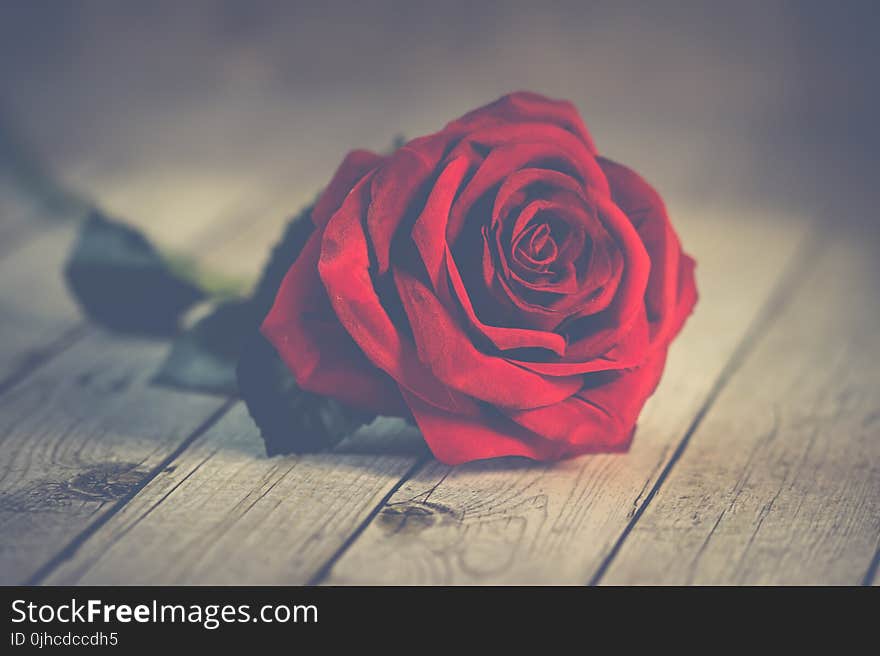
top-left (1, 0), bottom-right (878, 264)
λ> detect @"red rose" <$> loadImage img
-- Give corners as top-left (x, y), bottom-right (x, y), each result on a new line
top-left (262, 92), bottom-right (697, 464)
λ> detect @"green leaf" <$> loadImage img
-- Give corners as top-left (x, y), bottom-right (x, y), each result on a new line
top-left (64, 211), bottom-right (207, 335)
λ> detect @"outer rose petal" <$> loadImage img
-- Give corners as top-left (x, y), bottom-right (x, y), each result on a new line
top-left (445, 91), bottom-right (598, 154)
top-left (598, 156), bottom-right (695, 343)
top-left (403, 346), bottom-right (659, 463)
top-left (506, 348), bottom-right (670, 449)
top-left (318, 169), bottom-right (480, 417)
top-left (368, 132), bottom-right (456, 274)
top-left (311, 150), bottom-right (385, 229)
top-left (260, 230), bottom-right (406, 416)
top-left (671, 253), bottom-right (698, 339)
top-left (400, 387), bottom-right (569, 464)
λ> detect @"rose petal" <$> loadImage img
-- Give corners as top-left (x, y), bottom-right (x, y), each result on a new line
top-left (411, 156), bottom-right (473, 289)
top-left (479, 232), bottom-right (567, 331)
top-left (445, 91), bottom-right (598, 154)
top-left (511, 305), bottom-right (649, 376)
top-left (411, 157), bottom-right (569, 356)
top-left (513, 223), bottom-right (558, 269)
top-left (393, 268), bottom-right (583, 409)
top-left (493, 167), bottom-right (587, 224)
top-left (599, 157), bottom-right (697, 344)
top-left (260, 230), bottom-right (406, 416)
top-left (401, 387), bottom-right (568, 464)
top-left (312, 150), bottom-right (385, 229)
top-left (368, 133), bottom-right (456, 274)
top-left (662, 252), bottom-right (698, 344)
top-left (446, 244), bottom-right (568, 355)
top-left (492, 169), bottom-right (622, 313)
top-left (554, 193), bottom-right (651, 361)
top-left (318, 171), bottom-right (479, 417)
top-left (506, 169), bottom-right (696, 376)
top-left (478, 198), bottom-right (623, 331)
top-left (506, 347), bottom-right (670, 449)
top-left (447, 128), bottom-right (610, 243)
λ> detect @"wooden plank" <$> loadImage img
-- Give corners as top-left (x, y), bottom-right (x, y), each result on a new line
top-left (600, 230), bottom-right (880, 585)
top-left (45, 201), bottom-right (812, 585)
top-left (45, 405), bottom-right (425, 585)
top-left (0, 183), bottom-right (299, 582)
top-left (320, 204), bottom-right (814, 584)
top-left (27, 197), bottom-right (429, 585)
top-left (0, 331), bottom-right (226, 584)
top-left (0, 227), bottom-right (88, 391)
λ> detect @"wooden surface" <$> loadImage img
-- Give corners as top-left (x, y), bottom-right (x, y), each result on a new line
top-left (601, 233), bottom-right (880, 585)
top-left (0, 171), bottom-right (878, 586)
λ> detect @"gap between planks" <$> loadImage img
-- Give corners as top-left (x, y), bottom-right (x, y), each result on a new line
top-left (23, 400), bottom-right (236, 585)
top-left (43, 405), bottom-right (429, 585)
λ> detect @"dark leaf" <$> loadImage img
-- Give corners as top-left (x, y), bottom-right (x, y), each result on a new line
top-left (64, 211), bottom-right (205, 335)
top-left (152, 299), bottom-right (257, 395)
top-left (237, 330), bottom-right (375, 455)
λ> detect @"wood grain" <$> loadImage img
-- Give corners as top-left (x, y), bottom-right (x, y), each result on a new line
top-left (322, 204), bottom-right (815, 584)
top-left (0, 226), bottom-right (87, 391)
top-left (0, 180), bottom-right (82, 377)
top-left (0, 184), bottom-right (299, 582)
top-left (45, 405), bottom-right (426, 585)
top-left (600, 230), bottom-right (880, 585)
top-left (0, 332), bottom-right (225, 584)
